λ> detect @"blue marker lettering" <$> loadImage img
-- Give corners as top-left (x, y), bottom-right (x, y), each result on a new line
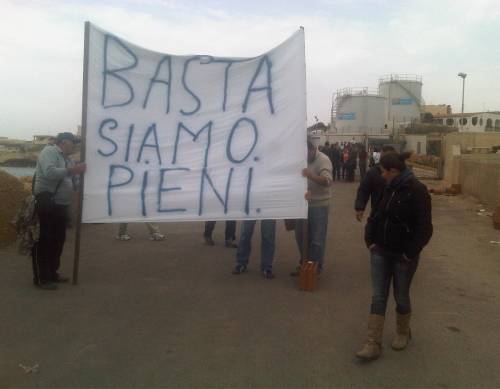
top-left (198, 167), bottom-right (233, 215)
top-left (180, 56), bottom-right (211, 115)
top-left (97, 118), bottom-right (118, 157)
top-left (245, 167), bottom-right (253, 215)
top-left (102, 34), bottom-right (138, 108)
top-left (242, 55), bottom-right (274, 114)
top-left (141, 169), bottom-right (148, 216)
top-left (125, 124), bottom-right (134, 162)
top-left (172, 121), bottom-right (212, 167)
top-left (226, 117), bottom-right (258, 163)
top-left (107, 165), bottom-right (134, 216)
top-left (137, 123), bottom-right (162, 165)
top-left (143, 55), bottom-right (172, 113)
top-left (158, 167), bottom-right (190, 213)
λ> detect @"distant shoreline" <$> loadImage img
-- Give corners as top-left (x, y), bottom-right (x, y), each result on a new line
top-left (0, 158), bottom-right (37, 167)
top-left (0, 166), bottom-right (35, 178)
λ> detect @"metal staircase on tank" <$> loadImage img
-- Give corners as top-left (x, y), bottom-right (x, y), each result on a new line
top-left (378, 74), bottom-right (425, 109)
top-left (392, 80), bottom-right (425, 109)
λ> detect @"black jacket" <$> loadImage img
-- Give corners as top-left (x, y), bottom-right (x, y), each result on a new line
top-left (330, 148), bottom-right (341, 165)
top-left (365, 170), bottom-right (433, 260)
top-left (354, 165), bottom-right (386, 211)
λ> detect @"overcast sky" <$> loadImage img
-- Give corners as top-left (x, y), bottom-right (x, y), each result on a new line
top-left (1, 0), bottom-right (499, 139)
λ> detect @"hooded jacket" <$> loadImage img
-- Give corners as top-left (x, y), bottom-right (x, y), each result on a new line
top-left (365, 169), bottom-right (433, 260)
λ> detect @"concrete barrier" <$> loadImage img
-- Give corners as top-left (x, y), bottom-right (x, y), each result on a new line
top-left (455, 154), bottom-right (500, 206)
top-left (443, 133), bottom-right (500, 182)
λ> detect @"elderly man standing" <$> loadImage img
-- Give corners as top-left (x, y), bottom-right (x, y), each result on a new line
top-left (291, 137), bottom-right (333, 275)
top-left (32, 132), bottom-right (86, 290)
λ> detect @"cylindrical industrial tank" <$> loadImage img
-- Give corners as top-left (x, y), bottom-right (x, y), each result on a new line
top-left (378, 74), bottom-right (423, 125)
top-left (334, 88), bottom-right (387, 135)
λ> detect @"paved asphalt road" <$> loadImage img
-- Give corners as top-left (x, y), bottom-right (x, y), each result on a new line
top-left (1, 181), bottom-right (499, 388)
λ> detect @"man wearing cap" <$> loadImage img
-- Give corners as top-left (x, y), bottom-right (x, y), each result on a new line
top-left (32, 132), bottom-right (86, 290)
top-left (291, 137), bottom-right (332, 275)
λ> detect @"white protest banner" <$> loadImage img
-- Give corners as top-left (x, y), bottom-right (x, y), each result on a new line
top-left (82, 23), bottom-right (307, 223)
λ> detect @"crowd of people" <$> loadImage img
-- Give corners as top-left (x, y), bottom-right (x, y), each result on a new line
top-left (25, 132), bottom-right (433, 362)
top-left (318, 141), bottom-right (383, 183)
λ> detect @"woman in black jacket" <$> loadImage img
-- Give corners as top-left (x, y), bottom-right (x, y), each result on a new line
top-left (356, 152), bottom-right (433, 361)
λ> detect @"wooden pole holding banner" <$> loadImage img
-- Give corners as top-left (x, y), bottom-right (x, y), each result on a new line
top-left (73, 21), bottom-right (90, 285)
top-left (300, 26), bottom-right (309, 265)
top-left (301, 217), bottom-right (309, 263)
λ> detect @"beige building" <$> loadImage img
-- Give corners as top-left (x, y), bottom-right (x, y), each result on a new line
top-left (33, 135), bottom-right (55, 144)
top-left (422, 104), bottom-right (451, 116)
top-left (433, 112), bottom-right (500, 133)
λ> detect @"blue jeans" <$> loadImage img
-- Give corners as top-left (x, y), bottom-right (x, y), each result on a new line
top-left (236, 220), bottom-right (276, 271)
top-left (333, 164), bottom-right (341, 181)
top-left (294, 206), bottom-right (329, 271)
top-left (370, 250), bottom-right (419, 315)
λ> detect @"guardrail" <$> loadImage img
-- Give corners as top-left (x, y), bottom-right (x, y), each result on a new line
top-left (378, 74), bottom-right (422, 83)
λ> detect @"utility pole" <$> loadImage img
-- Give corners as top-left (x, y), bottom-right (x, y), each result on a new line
top-left (458, 72), bottom-right (467, 130)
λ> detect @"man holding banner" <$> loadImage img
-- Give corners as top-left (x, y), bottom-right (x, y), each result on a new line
top-left (33, 132), bottom-right (86, 289)
top-left (292, 137), bottom-right (332, 275)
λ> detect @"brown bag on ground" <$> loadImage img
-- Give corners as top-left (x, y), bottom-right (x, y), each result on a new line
top-left (299, 261), bottom-right (318, 292)
top-left (284, 219), bottom-right (296, 231)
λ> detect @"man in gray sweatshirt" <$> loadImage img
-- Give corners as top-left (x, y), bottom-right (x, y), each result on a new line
top-left (292, 137), bottom-right (332, 275)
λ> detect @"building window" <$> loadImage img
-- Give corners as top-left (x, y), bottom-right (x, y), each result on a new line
top-left (446, 118), bottom-right (454, 126)
top-left (459, 117), bottom-right (468, 125)
top-left (480, 118), bottom-right (483, 126)
top-left (486, 118), bottom-right (493, 128)
top-left (472, 117), bottom-right (478, 126)
top-left (495, 119), bottom-right (500, 129)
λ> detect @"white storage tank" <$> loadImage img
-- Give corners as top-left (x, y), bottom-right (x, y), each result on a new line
top-left (378, 74), bottom-right (423, 126)
top-left (333, 88), bottom-right (387, 135)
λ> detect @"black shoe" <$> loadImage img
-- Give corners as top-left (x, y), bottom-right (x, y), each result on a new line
top-left (290, 266), bottom-right (301, 277)
top-left (224, 240), bottom-right (238, 248)
top-left (204, 236), bottom-right (215, 246)
top-left (53, 274), bottom-right (70, 283)
top-left (35, 282), bottom-right (58, 290)
top-left (232, 264), bottom-right (247, 274)
top-left (262, 269), bottom-right (276, 279)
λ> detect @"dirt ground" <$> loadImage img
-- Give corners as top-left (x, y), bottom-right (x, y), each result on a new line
top-left (1, 181), bottom-right (499, 388)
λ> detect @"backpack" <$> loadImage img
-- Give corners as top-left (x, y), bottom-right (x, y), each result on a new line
top-left (14, 172), bottom-right (64, 255)
top-left (14, 194), bottom-right (39, 256)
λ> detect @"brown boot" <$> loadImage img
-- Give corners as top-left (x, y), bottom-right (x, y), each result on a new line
top-left (391, 313), bottom-right (412, 350)
top-left (355, 314), bottom-right (385, 361)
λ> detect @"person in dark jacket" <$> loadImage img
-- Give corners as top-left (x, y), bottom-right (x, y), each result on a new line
top-left (354, 145), bottom-right (395, 222)
top-left (358, 147), bottom-right (368, 180)
top-left (356, 151), bottom-right (433, 361)
top-left (346, 147), bottom-right (357, 182)
top-left (330, 143), bottom-right (342, 181)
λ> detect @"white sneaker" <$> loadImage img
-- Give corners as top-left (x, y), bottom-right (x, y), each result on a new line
top-left (149, 232), bottom-right (165, 241)
top-left (116, 234), bottom-right (131, 241)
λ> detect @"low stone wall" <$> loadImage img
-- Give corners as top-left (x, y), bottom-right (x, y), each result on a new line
top-left (453, 154), bottom-right (500, 207)
top-left (443, 133), bottom-right (500, 181)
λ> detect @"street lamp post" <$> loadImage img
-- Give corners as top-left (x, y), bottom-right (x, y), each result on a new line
top-left (458, 72), bottom-right (467, 130)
